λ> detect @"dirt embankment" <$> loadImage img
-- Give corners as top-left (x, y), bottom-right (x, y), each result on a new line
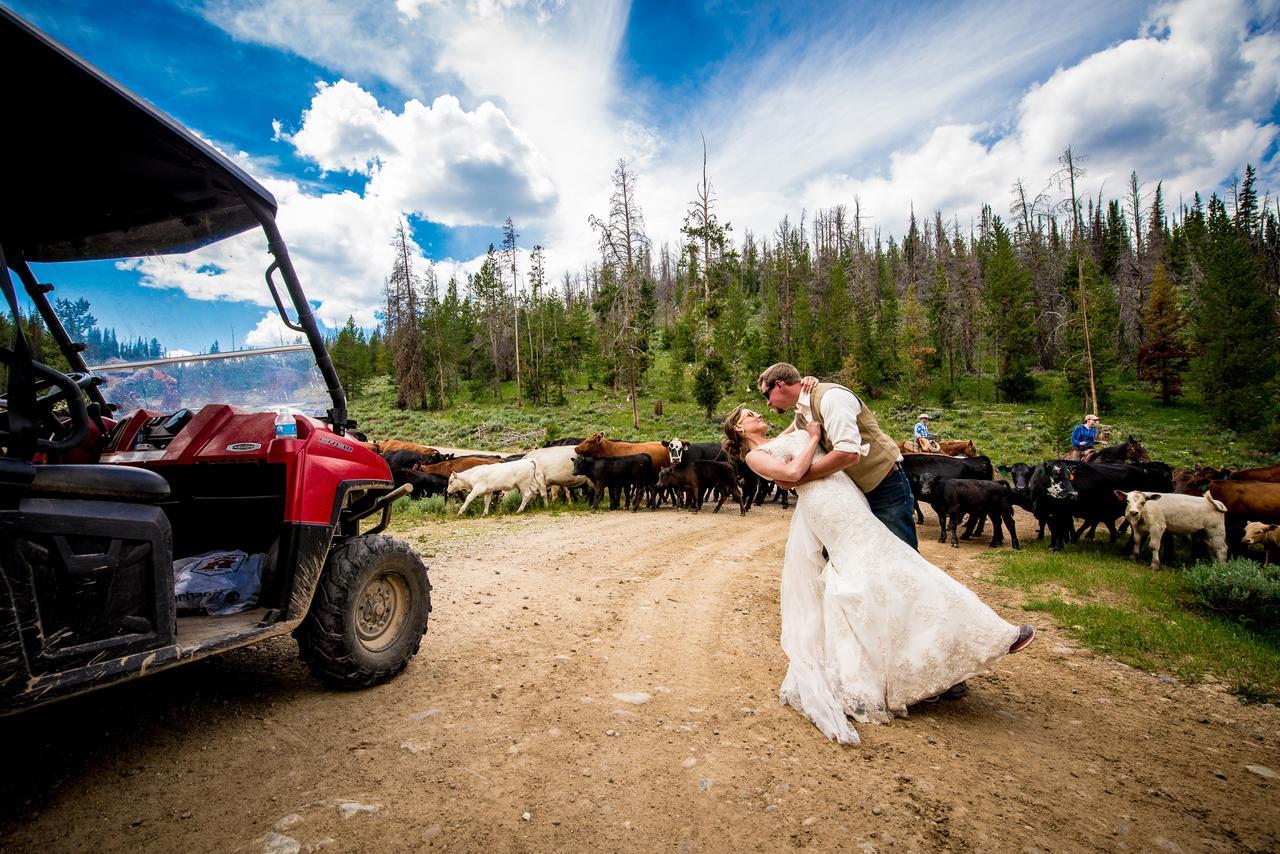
top-left (1, 505), bottom-right (1277, 852)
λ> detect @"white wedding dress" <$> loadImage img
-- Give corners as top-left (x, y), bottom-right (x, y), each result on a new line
top-left (764, 431), bottom-right (1020, 744)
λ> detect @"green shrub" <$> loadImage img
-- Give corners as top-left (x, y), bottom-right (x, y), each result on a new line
top-left (1184, 559), bottom-right (1280, 628)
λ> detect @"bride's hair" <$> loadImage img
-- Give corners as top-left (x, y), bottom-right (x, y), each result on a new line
top-left (721, 405), bottom-right (748, 462)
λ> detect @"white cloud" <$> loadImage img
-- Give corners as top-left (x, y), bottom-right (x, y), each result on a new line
top-left (281, 82), bottom-right (558, 225)
top-left (243, 312), bottom-right (306, 348)
top-left (201, 0), bottom-right (629, 279)
top-left (792, 0), bottom-right (1280, 235)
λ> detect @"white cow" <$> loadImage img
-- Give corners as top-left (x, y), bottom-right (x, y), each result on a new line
top-left (520, 445), bottom-right (592, 504)
top-left (447, 459), bottom-right (545, 515)
top-left (1115, 489), bottom-right (1228, 571)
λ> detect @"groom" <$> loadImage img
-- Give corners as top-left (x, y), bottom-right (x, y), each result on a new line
top-left (759, 362), bottom-right (918, 550)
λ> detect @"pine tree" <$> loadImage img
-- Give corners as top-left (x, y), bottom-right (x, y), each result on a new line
top-left (330, 316), bottom-right (370, 399)
top-left (692, 351), bottom-right (730, 419)
top-left (1136, 263), bottom-right (1189, 403)
top-left (385, 222), bottom-right (427, 409)
top-left (982, 217), bottom-right (1037, 401)
top-left (1194, 194), bottom-right (1277, 428)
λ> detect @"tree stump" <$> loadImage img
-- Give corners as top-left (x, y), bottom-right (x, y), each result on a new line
top-left (654, 399), bottom-right (664, 417)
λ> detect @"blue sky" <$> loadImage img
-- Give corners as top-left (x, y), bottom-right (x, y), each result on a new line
top-left (8, 0), bottom-right (1279, 353)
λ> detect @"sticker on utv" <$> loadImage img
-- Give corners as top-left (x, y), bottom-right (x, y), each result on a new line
top-left (318, 436), bottom-right (354, 452)
top-left (227, 442), bottom-right (262, 452)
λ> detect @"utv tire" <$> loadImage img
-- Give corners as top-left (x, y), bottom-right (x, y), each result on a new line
top-left (297, 534), bottom-right (430, 688)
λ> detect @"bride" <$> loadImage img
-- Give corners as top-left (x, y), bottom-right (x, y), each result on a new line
top-left (723, 405), bottom-right (1034, 744)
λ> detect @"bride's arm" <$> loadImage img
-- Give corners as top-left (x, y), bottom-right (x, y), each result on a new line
top-left (745, 423), bottom-right (823, 482)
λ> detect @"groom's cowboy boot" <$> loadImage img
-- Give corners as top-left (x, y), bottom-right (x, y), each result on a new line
top-left (923, 682), bottom-right (968, 703)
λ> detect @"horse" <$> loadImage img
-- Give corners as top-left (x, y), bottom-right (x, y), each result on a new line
top-left (1086, 435), bottom-right (1151, 464)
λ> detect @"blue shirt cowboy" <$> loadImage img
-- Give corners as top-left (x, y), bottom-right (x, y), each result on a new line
top-left (913, 414), bottom-right (937, 440)
top-left (1070, 415), bottom-right (1100, 451)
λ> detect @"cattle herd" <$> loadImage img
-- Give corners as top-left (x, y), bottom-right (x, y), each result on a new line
top-left (364, 433), bottom-right (1280, 569)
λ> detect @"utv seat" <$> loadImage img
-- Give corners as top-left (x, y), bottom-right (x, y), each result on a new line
top-left (26, 464), bottom-right (170, 503)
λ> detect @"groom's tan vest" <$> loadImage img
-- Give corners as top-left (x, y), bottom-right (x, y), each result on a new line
top-left (793, 382), bottom-right (901, 493)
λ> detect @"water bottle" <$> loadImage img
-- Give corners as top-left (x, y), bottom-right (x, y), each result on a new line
top-left (273, 408), bottom-right (297, 440)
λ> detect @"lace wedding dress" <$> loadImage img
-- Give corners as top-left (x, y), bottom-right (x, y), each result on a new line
top-left (764, 430), bottom-right (1020, 744)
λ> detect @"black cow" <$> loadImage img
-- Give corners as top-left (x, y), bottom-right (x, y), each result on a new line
top-left (902, 454), bottom-right (995, 526)
top-left (1031, 460), bottom-right (1173, 552)
top-left (998, 461), bottom-right (1043, 533)
top-left (382, 449), bottom-right (445, 470)
top-left (391, 467), bottom-right (448, 499)
top-left (919, 473), bottom-right (1019, 549)
top-left (543, 437), bottom-right (586, 447)
top-left (572, 453), bottom-right (656, 511)
top-left (657, 459), bottom-right (744, 514)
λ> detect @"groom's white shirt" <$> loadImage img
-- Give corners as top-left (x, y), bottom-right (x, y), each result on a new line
top-left (798, 386), bottom-right (874, 456)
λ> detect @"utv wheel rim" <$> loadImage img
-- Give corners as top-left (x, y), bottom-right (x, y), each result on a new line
top-left (355, 571), bottom-right (409, 652)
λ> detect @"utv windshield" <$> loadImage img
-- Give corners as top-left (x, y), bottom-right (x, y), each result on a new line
top-left (92, 344), bottom-right (331, 418)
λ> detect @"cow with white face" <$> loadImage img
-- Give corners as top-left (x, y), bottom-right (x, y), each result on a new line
top-left (1116, 489), bottom-right (1228, 571)
top-left (664, 438), bottom-right (689, 465)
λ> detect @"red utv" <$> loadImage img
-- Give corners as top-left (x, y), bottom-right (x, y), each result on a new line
top-left (0, 8), bottom-right (430, 713)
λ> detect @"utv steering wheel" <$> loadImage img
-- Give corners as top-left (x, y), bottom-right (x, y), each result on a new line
top-left (0, 355), bottom-right (91, 452)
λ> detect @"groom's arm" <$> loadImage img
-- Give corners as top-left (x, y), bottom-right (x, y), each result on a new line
top-left (776, 389), bottom-right (864, 488)
top-left (775, 448), bottom-right (861, 488)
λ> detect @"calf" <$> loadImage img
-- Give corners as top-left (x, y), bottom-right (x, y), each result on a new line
top-left (1207, 479), bottom-right (1280, 552)
top-left (572, 453), bottom-right (656, 511)
top-left (1242, 521), bottom-right (1280, 565)
top-left (446, 459), bottom-right (545, 515)
top-left (1116, 490), bottom-right (1228, 570)
top-left (392, 467), bottom-right (448, 499)
top-left (657, 459), bottom-right (744, 514)
top-left (902, 454), bottom-right (995, 525)
top-left (919, 473), bottom-right (1019, 549)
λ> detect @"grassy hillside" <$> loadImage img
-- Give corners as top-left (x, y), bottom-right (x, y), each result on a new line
top-left (349, 352), bottom-right (1280, 468)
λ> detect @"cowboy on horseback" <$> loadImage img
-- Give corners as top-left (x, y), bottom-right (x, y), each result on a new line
top-left (1067, 413), bottom-right (1100, 461)
top-left (913, 413), bottom-right (940, 453)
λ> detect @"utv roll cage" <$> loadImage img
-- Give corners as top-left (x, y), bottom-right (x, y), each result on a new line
top-left (0, 5), bottom-right (347, 434)
top-left (0, 6), bottom-right (431, 713)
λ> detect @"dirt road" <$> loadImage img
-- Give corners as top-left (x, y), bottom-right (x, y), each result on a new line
top-left (2, 505), bottom-right (1277, 852)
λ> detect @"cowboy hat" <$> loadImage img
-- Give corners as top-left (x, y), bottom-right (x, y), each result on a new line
top-left (917, 413), bottom-right (930, 420)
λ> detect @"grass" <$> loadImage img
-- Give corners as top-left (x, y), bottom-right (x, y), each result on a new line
top-left (984, 538), bottom-right (1280, 701)
top-left (390, 490), bottom-right (596, 520)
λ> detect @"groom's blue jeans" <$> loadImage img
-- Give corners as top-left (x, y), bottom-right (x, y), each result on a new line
top-left (865, 465), bottom-right (919, 550)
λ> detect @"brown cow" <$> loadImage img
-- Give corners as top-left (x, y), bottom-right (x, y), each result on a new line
top-left (1225, 464), bottom-right (1280, 483)
top-left (1172, 464), bottom-right (1222, 495)
top-left (1242, 521), bottom-right (1280, 565)
top-left (413, 455), bottom-right (501, 477)
top-left (1207, 480), bottom-right (1280, 526)
top-left (575, 432), bottom-right (671, 471)
top-left (1173, 463), bottom-right (1280, 495)
top-left (368, 439), bottom-right (441, 457)
top-left (937, 439), bottom-right (978, 457)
